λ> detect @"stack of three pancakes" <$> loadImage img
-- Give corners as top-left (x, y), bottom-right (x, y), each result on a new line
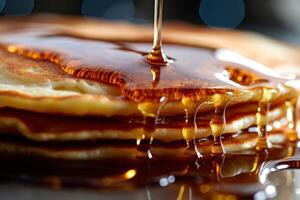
top-left (0, 15), bottom-right (298, 161)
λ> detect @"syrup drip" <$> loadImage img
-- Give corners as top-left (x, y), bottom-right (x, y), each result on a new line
top-left (181, 98), bottom-right (193, 149)
top-left (137, 116), bottom-right (155, 159)
top-left (193, 102), bottom-right (207, 158)
top-left (256, 88), bottom-right (279, 151)
top-left (210, 94), bottom-right (230, 154)
top-left (251, 153), bottom-right (268, 175)
top-left (256, 102), bottom-right (271, 151)
top-left (285, 100), bottom-right (298, 141)
top-left (150, 66), bottom-right (161, 88)
top-left (137, 97), bottom-right (168, 159)
top-left (181, 98), bottom-right (207, 158)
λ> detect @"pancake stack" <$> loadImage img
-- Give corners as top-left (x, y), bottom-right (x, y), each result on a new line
top-left (0, 15), bottom-right (299, 160)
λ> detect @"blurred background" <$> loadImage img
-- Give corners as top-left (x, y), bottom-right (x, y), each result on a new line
top-left (0, 0), bottom-right (300, 44)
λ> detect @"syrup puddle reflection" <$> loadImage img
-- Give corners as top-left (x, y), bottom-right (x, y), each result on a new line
top-left (1, 142), bottom-right (300, 199)
top-left (257, 147), bottom-right (300, 200)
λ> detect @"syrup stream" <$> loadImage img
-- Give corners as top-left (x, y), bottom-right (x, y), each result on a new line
top-left (146, 0), bottom-right (172, 66)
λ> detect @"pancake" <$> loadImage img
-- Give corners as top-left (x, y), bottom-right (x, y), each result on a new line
top-left (0, 102), bottom-right (287, 142)
top-left (0, 15), bottom-right (298, 156)
top-left (0, 130), bottom-right (287, 160)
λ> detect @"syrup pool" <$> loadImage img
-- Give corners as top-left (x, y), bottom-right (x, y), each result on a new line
top-left (0, 140), bottom-right (300, 200)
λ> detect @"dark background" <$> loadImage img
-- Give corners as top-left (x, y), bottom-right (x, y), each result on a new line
top-left (1, 0), bottom-right (300, 43)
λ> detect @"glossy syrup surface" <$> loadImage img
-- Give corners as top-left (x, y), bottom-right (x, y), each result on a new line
top-left (0, 27), bottom-right (288, 102)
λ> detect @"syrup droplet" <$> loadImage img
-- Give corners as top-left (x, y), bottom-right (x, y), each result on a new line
top-left (150, 66), bottom-right (161, 88)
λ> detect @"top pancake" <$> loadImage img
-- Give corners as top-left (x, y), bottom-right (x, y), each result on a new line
top-left (0, 15), bottom-right (298, 117)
